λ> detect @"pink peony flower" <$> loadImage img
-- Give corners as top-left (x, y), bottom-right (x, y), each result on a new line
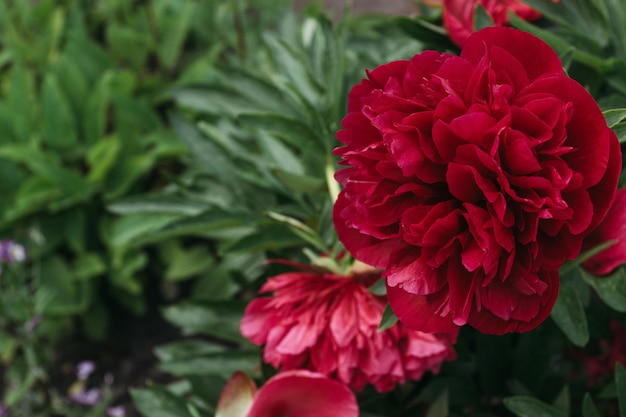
top-left (333, 27), bottom-right (621, 335)
top-left (215, 370), bottom-right (358, 417)
top-left (240, 263), bottom-right (457, 392)
top-left (443, 0), bottom-right (542, 47)
top-left (582, 188), bottom-right (626, 275)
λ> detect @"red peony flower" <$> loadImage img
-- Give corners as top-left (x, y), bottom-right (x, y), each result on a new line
top-left (333, 27), bottom-right (621, 335)
top-left (240, 263), bottom-right (457, 392)
top-left (443, 0), bottom-right (543, 47)
top-left (582, 188), bottom-right (626, 276)
top-left (215, 370), bottom-right (359, 417)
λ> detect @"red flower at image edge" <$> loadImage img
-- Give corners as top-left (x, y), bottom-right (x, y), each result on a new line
top-left (572, 319), bottom-right (626, 386)
top-left (443, 0), bottom-right (542, 47)
top-left (240, 265), bottom-right (457, 392)
top-left (582, 188), bottom-right (626, 276)
top-left (215, 370), bottom-right (359, 417)
top-left (333, 27), bottom-right (621, 335)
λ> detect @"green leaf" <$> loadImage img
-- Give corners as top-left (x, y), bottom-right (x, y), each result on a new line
top-left (187, 375), bottom-right (227, 409)
top-left (83, 71), bottom-right (113, 144)
top-left (5, 176), bottom-right (60, 221)
top-left (551, 385), bottom-right (570, 416)
top-left (169, 113), bottom-right (240, 186)
top-left (237, 113), bottom-right (321, 150)
top-left (582, 394), bottom-right (602, 417)
top-left (222, 224), bottom-right (304, 253)
top-left (156, 1), bottom-right (195, 68)
top-left (162, 301), bottom-right (248, 343)
top-left (504, 396), bottom-right (566, 417)
top-left (272, 168), bottom-right (325, 193)
top-left (109, 250), bottom-right (147, 294)
top-left (41, 73), bottom-right (78, 150)
top-left (6, 64), bottom-right (36, 142)
top-left (131, 385), bottom-right (194, 417)
top-left (158, 350), bottom-right (260, 377)
top-left (617, 363), bottom-right (626, 417)
top-left (106, 25), bottom-right (151, 68)
top-left (108, 213), bottom-right (185, 248)
top-left (73, 253), bottom-right (107, 281)
top-left (160, 242), bottom-right (215, 282)
top-left (426, 389), bottom-right (449, 417)
top-left (394, 16), bottom-right (456, 50)
top-left (474, 3), bottom-right (495, 31)
top-left (378, 303), bottom-right (399, 331)
top-left (550, 281), bottom-right (589, 346)
top-left (35, 256), bottom-right (89, 315)
top-left (108, 194), bottom-right (208, 216)
top-left (604, 108), bottom-right (626, 127)
top-left (87, 136), bottom-right (121, 183)
top-left (583, 267), bottom-right (626, 312)
top-left (154, 339), bottom-right (227, 362)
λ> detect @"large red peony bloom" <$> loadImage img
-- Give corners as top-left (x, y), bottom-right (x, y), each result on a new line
top-left (333, 27), bottom-right (621, 335)
top-left (240, 264), bottom-right (457, 392)
top-left (443, 0), bottom-right (542, 47)
top-left (582, 188), bottom-right (626, 276)
top-left (216, 370), bottom-right (359, 417)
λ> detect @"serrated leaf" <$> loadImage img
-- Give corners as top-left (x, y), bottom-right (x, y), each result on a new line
top-left (504, 396), bottom-right (566, 417)
top-left (550, 281), bottom-right (589, 346)
top-left (131, 385), bottom-right (194, 417)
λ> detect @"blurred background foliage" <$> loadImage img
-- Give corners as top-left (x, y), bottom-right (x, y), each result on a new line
top-left (0, 0), bottom-right (625, 416)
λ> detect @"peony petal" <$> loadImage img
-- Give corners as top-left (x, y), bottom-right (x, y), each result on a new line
top-left (215, 372), bottom-right (256, 417)
top-left (247, 371), bottom-right (359, 417)
top-left (583, 189), bottom-right (626, 275)
top-left (387, 284), bottom-right (459, 334)
top-left (461, 27), bottom-right (563, 81)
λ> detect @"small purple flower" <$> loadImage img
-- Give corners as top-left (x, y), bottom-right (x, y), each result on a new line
top-left (107, 405), bottom-right (126, 417)
top-left (76, 361), bottom-right (96, 381)
top-left (0, 403), bottom-right (7, 417)
top-left (0, 239), bottom-right (26, 263)
top-left (69, 387), bottom-right (102, 406)
top-left (25, 315), bottom-right (42, 332)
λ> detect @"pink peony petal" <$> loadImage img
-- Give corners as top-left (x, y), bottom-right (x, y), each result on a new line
top-left (215, 372), bottom-right (256, 417)
top-left (246, 371), bottom-right (358, 417)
